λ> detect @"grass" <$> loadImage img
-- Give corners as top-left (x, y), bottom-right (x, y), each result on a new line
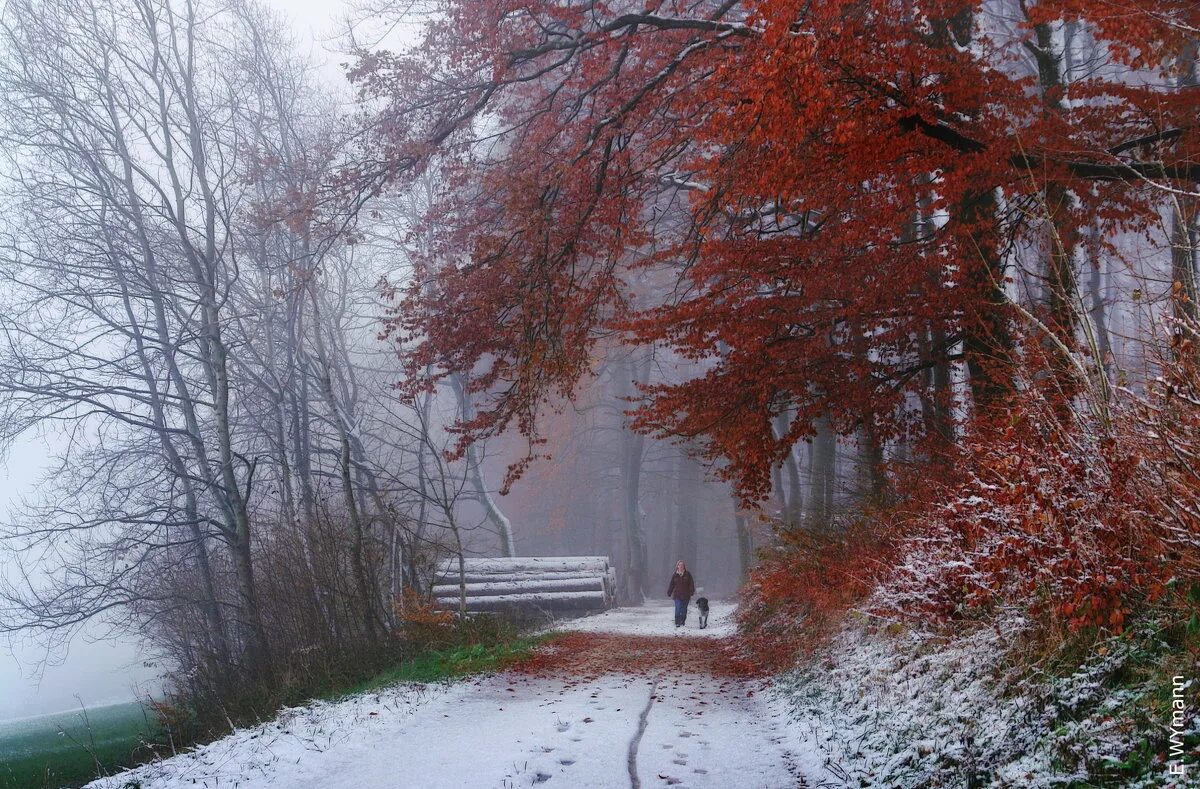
top-left (333, 634), bottom-right (553, 697)
top-left (0, 701), bottom-right (160, 789)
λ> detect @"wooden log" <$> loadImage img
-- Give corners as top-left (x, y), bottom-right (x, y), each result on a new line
top-left (431, 556), bottom-right (616, 614)
top-left (442, 590), bottom-right (608, 613)
top-left (435, 556), bottom-right (610, 577)
top-left (432, 569), bottom-right (609, 585)
top-left (431, 577), bottom-right (604, 598)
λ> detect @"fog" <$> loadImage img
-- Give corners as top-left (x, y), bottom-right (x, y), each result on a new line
top-left (0, 0), bottom-right (349, 723)
top-left (0, 434), bottom-right (161, 719)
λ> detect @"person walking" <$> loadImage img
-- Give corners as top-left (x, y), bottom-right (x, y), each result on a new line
top-left (667, 560), bottom-right (696, 627)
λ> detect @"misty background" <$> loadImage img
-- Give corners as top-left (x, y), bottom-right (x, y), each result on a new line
top-left (0, 0), bottom-right (343, 722)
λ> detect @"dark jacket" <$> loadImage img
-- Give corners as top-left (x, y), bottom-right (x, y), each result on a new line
top-left (667, 570), bottom-right (695, 601)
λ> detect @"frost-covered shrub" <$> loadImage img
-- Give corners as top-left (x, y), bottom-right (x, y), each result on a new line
top-left (880, 400), bottom-right (1164, 632)
top-left (879, 316), bottom-right (1200, 634)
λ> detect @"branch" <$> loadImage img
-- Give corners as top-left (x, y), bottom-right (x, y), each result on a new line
top-left (897, 114), bottom-right (985, 154)
top-left (1107, 126), bottom-right (1187, 156)
top-left (897, 115), bottom-right (1200, 182)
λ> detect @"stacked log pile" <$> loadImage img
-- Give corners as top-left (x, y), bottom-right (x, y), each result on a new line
top-left (432, 556), bottom-right (617, 615)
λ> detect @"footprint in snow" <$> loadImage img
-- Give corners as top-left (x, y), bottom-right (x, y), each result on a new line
top-left (533, 772), bottom-right (552, 784)
top-left (554, 721), bottom-right (570, 733)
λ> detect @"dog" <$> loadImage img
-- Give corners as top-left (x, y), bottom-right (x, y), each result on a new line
top-left (695, 597), bottom-right (710, 629)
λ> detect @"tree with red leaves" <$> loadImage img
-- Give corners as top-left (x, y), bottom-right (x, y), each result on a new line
top-left (357, 0), bottom-right (1199, 504)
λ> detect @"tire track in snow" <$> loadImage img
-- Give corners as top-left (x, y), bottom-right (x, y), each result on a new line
top-left (626, 679), bottom-right (657, 789)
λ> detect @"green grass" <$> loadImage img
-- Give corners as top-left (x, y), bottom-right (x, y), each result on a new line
top-left (333, 634), bottom-right (553, 697)
top-left (0, 701), bottom-right (160, 789)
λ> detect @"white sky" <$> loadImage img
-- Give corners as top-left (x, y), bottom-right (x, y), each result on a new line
top-left (0, 0), bottom-right (353, 722)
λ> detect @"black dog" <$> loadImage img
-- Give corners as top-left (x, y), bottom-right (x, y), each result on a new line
top-left (695, 597), bottom-right (709, 629)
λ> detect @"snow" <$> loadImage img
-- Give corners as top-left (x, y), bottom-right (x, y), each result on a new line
top-left (433, 557), bottom-right (616, 613)
top-left (88, 677), bottom-right (637, 789)
top-left (633, 675), bottom-right (807, 787)
top-left (434, 569), bottom-right (612, 584)
top-left (83, 604), bottom-right (1190, 788)
top-left (772, 612), bottom-right (1198, 788)
top-left (560, 599), bottom-right (738, 639)
top-left (86, 600), bottom-right (822, 789)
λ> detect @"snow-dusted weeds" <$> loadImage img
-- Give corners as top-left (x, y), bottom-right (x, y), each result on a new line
top-left (774, 613), bottom-right (1198, 788)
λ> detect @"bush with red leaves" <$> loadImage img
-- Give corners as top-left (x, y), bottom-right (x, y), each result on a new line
top-left (743, 356), bottom-right (1200, 669)
top-left (736, 316), bottom-right (1200, 673)
top-left (879, 400), bottom-right (1164, 633)
top-left (737, 520), bottom-right (899, 670)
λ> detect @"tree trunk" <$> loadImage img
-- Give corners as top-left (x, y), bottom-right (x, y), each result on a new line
top-left (450, 374), bottom-right (517, 557)
top-left (928, 10), bottom-right (1014, 412)
top-left (616, 352), bottom-right (651, 604)
top-left (1084, 226), bottom-right (1114, 384)
top-left (772, 410), bottom-right (804, 528)
top-left (734, 506), bottom-right (753, 583)
top-left (671, 449), bottom-right (700, 573)
top-left (308, 285), bottom-right (380, 643)
top-left (1170, 42), bottom-right (1198, 356)
top-left (1031, 19), bottom-right (1082, 409)
top-left (807, 413), bottom-right (836, 531)
top-left (959, 188), bottom-right (1015, 412)
top-left (857, 420), bottom-right (886, 504)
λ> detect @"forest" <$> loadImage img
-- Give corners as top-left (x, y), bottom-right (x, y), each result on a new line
top-left (0, 0), bottom-right (1196, 786)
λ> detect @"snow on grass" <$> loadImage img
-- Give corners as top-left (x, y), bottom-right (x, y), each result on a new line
top-left (775, 618), bottom-right (1038, 787)
top-left (85, 682), bottom-right (455, 789)
top-left (1, 701), bottom-right (158, 789)
top-left (772, 613), bottom-right (1198, 788)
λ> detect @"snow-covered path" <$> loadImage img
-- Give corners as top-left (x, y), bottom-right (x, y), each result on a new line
top-left (89, 602), bottom-right (820, 789)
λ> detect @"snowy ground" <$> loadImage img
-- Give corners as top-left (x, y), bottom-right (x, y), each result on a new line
top-left (559, 598), bottom-right (739, 639)
top-left (87, 601), bottom-right (827, 789)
